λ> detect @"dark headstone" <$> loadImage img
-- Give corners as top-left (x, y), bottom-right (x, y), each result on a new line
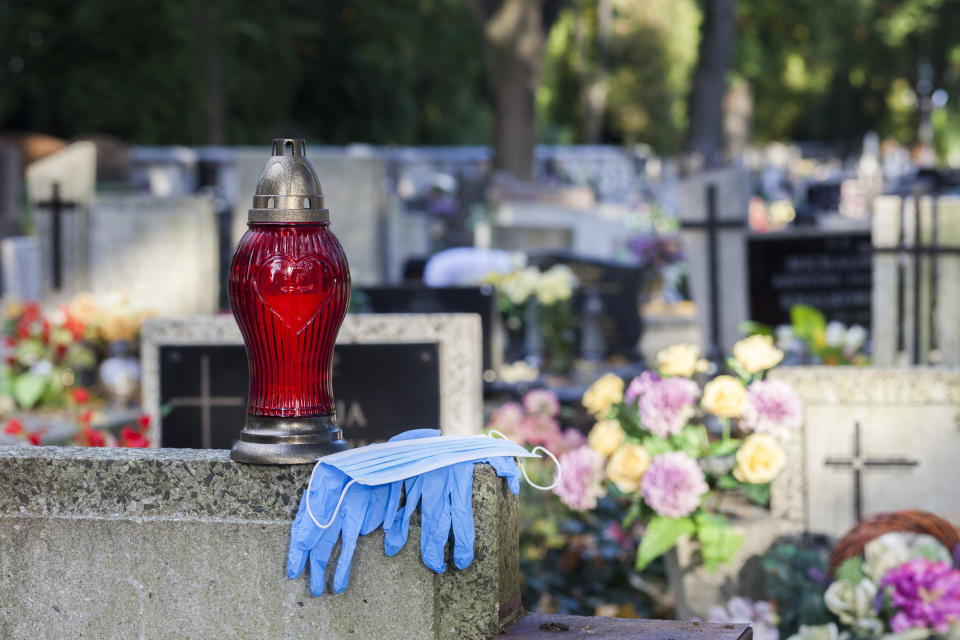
top-left (356, 285), bottom-right (500, 373)
top-left (159, 342), bottom-right (441, 448)
top-left (528, 252), bottom-right (643, 358)
top-left (748, 231), bottom-right (872, 326)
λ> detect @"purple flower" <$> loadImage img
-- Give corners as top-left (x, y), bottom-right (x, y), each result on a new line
top-left (642, 451), bottom-right (708, 518)
top-left (553, 445), bottom-right (606, 511)
top-left (740, 380), bottom-right (802, 434)
top-left (523, 389), bottom-right (561, 417)
top-left (626, 371), bottom-right (699, 438)
top-left (554, 427), bottom-right (586, 455)
top-left (882, 557), bottom-right (960, 633)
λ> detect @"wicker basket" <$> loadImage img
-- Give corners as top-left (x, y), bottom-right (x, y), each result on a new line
top-left (828, 510), bottom-right (960, 575)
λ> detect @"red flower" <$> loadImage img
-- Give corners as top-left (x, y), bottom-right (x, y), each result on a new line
top-left (63, 315), bottom-right (85, 341)
top-left (77, 409), bottom-right (93, 426)
top-left (137, 414), bottom-right (151, 431)
top-left (3, 336), bottom-right (14, 348)
top-left (72, 388), bottom-right (90, 405)
top-left (27, 433), bottom-right (41, 446)
top-left (84, 428), bottom-right (105, 447)
top-left (4, 418), bottom-right (24, 435)
top-left (120, 426), bottom-right (149, 448)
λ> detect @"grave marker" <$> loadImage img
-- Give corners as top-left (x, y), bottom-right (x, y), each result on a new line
top-left (141, 314), bottom-right (482, 448)
top-left (771, 367), bottom-right (960, 537)
top-left (748, 230), bottom-right (872, 327)
top-left (1, 237), bottom-right (42, 301)
top-left (676, 167), bottom-right (750, 356)
top-left (356, 285), bottom-right (501, 375)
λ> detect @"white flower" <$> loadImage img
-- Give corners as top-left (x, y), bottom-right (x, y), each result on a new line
top-left (787, 623), bottom-right (849, 640)
top-left (500, 267), bottom-right (540, 305)
top-left (863, 532), bottom-right (952, 583)
top-left (845, 325), bottom-right (867, 354)
top-left (824, 579), bottom-right (884, 637)
top-left (708, 597), bottom-right (779, 640)
top-left (825, 322), bottom-right (846, 347)
top-left (535, 264), bottom-right (577, 306)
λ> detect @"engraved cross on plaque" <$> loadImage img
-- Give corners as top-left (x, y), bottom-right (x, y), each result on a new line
top-left (34, 182), bottom-right (77, 291)
top-left (824, 421), bottom-right (919, 522)
top-left (167, 354), bottom-right (245, 449)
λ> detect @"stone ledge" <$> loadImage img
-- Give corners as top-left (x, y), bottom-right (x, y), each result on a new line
top-left (0, 445), bottom-right (520, 640)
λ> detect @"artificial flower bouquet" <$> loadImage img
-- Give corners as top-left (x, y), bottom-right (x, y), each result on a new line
top-left (793, 531), bottom-right (960, 640)
top-left (485, 264), bottom-right (579, 373)
top-left (558, 336), bottom-right (802, 570)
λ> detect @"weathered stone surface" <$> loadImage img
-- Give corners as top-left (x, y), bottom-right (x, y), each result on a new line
top-left (0, 446), bottom-right (520, 640)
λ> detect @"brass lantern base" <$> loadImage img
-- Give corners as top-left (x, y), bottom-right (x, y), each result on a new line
top-left (230, 414), bottom-right (348, 465)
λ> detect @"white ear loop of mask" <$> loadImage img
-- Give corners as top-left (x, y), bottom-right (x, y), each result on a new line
top-left (305, 462), bottom-right (357, 530)
top-left (304, 432), bottom-right (562, 529)
top-left (487, 430), bottom-right (562, 491)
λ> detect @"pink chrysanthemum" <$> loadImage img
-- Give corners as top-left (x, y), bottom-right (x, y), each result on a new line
top-left (487, 402), bottom-right (525, 442)
top-left (553, 445), bottom-right (606, 511)
top-left (521, 413), bottom-right (562, 448)
top-left (739, 380), bottom-right (802, 433)
top-left (625, 371), bottom-right (699, 438)
top-left (882, 558), bottom-right (960, 633)
top-left (642, 451), bottom-right (708, 518)
top-left (523, 389), bottom-right (561, 417)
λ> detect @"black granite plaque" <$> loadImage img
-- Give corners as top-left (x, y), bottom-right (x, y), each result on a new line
top-left (159, 343), bottom-right (441, 449)
top-left (748, 231), bottom-right (872, 326)
top-left (528, 252), bottom-right (643, 358)
top-left (356, 285), bottom-right (499, 372)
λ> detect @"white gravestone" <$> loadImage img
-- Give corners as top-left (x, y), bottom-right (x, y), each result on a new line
top-left (232, 148), bottom-right (392, 286)
top-left (88, 195), bottom-right (218, 315)
top-left (140, 313), bottom-right (484, 447)
top-left (771, 367), bottom-right (960, 538)
top-left (1, 236), bottom-right (42, 301)
top-left (25, 142), bottom-right (97, 297)
top-left (873, 194), bottom-right (960, 366)
top-left (676, 167), bottom-right (750, 355)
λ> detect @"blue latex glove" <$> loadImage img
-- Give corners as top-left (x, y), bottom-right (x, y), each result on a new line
top-left (383, 455), bottom-right (521, 573)
top-left (288, 429), bottom-right (440, 595)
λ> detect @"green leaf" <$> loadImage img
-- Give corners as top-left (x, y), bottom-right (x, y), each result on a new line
top-left (708, 438), bottom-right (742, 457)
top-left (739, 320), bottom-right (774, 337)
top-left (12, 374), bottom-right (47, 409)
top-left (791, 304), bottom-right (827, 344)
top-left (834, 557), bottom-right (865, 584)
top-left (670, 424), bottom-right (709, 458)
top-left (641, 435), bottom-right (673, 458)
top-left (696, 513), bottom-right (743, 570)
top-left (742, 482), bottom-right (771, 506)
top-left (636, 515), bottom-right (695, 571)
top-left (622, 500), bottom-right (644, 528)
top-left (717, 474), bottom-right (741, 490)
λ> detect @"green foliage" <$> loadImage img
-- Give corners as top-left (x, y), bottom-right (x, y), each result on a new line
top-left (0, 0), bottom-right (491, 145)
top-left (668, 424), bottom-right (709, 459)
top-left (695, 512), bottom-right (743, 570)
top-left (762, 542), bottom-right (833, 637)
top-left (12, 374), bottom-right (47, 410)
top-left (716, 474), bottom-right (771, 507)
top-left (636, 515), bottom-right (696, 570)
top-left (790, 304), bottom-right (827, 346)
top-left (834, 556), bottom-right (865, 584)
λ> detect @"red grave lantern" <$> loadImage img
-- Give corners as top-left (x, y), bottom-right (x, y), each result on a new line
top-left (228, 139), bottom-right (350, 464)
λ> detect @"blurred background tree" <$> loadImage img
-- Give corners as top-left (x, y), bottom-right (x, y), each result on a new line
top-left (6, 0), bottom-right (960, 168)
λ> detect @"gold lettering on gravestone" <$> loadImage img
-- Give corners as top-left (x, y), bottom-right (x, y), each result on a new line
top-left (336, 399), bottom-right (369, 429)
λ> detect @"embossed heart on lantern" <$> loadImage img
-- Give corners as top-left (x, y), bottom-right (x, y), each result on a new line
top-left (255, 254), bottom-right (334, 333)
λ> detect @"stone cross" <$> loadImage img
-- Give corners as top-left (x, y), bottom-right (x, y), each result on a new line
top-left (33, 183), bottom-right (77, 290)
top-left (680, 183), bottom-right (746, 359)
top-left (823, 421), bottom-right (918, 523)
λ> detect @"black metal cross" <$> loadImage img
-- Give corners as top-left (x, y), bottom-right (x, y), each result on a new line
top-left (680, 183), bottom-right (745, 359)
top-left (167, 354), bottom-right (245, 449)
top-left (824, 421), bottom-right (919, 523)
top-left (34, 183), bottom-right (77, 290)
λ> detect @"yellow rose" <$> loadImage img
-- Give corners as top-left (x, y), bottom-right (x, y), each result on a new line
top-left (605, 444), bottom-right (651, 493)
top-left (68, 293), bottom-right (100, 325)
top-left (582, 373), bottom-right (624, 419)
top-left (587, 420), bottom-right (624, 456)
top-left (733, 335), bottom-right (784, 374)
top-left (734, 433), bottom-right (786, 484)
top-left (656, 343), bottom-right (701, 377)
top-left (701, 375), bottom-right (747, 419)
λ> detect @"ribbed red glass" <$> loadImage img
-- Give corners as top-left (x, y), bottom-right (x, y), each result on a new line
top-left (228, 222), bottom-right (350, 418)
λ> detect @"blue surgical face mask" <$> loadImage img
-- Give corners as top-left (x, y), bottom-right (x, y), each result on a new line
top-left (306, 431), bottom-right (560, 529)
